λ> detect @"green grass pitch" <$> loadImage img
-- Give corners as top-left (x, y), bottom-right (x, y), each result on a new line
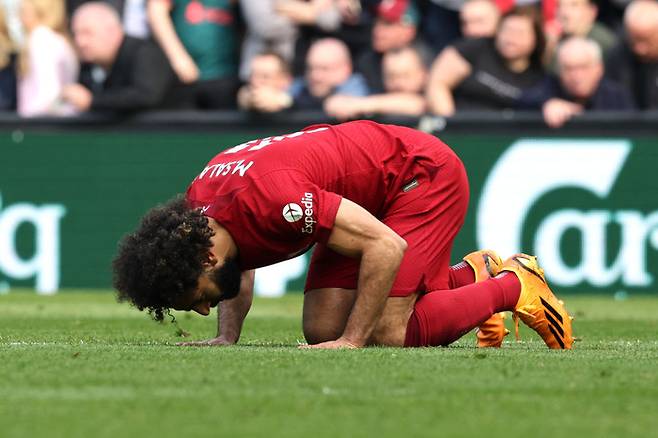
top-left (1, 291), bottom-right (657, 438)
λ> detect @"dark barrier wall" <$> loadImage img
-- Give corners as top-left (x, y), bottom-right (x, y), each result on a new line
top-left (1, 111), bottom-right (657, 295)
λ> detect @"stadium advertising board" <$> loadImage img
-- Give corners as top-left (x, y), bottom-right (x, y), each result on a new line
top-left (0, 130), bottom-right (656, 295)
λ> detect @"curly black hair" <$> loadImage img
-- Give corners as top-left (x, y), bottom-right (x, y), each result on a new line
top-left (112, 196), bottom-right (214, 321)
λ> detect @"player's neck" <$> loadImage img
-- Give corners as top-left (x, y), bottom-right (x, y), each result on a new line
top-left (208, 218), bottom-right (238, 262)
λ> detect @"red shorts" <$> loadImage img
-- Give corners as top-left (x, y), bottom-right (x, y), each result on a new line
top-left (304, 151), bottom-right (469, 297)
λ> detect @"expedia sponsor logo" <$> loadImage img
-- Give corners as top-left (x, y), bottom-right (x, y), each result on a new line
top-left (301, 192), bottom-right (316, 235)
top-left (282, 203), bottom-right (303, 222)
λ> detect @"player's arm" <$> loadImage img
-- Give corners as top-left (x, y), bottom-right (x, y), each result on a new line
top-left (217, 269), bottom-right (255, 343)
top-left (306, 198), bottom-right (407, 348)
top-left (177, 270), bottom-right (254, 346)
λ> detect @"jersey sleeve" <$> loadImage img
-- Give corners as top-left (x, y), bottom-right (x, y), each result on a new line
top-left (197, 170), bottom-right (343, 269)
top-left (260, 171), bottom-right (342, 246)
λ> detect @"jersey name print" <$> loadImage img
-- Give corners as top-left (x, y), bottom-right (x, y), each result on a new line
top-left (195, 159), bottom-right (254, 179)
top-left (223, 127), bottom-right (329, 154)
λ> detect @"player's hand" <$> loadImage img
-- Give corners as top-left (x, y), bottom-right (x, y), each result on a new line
top-left (299, 337), bottom-right (361, 349)
top-left (542, 98), bottom-right (583, 129)
top-left (176, 336), bottom-right (234, 347)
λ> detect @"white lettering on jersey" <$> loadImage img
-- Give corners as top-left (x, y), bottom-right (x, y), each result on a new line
top-left (224, 127), bottom-right (329, 154)
top-left (283, 192), bottom-right (316, 234)
top-left (300, 192), bottom-right (316, 234)
top-left (195, 159), bottom-right (254, 180)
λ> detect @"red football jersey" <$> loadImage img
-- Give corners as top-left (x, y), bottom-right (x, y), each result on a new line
top-left (186, 120), bottom-right (456, 269)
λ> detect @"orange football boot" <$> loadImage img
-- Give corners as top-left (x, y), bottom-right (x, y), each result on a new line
top-left (462, 250), bottom-right (510, 348)
top-left (500, 254), bottom-right (574, 350)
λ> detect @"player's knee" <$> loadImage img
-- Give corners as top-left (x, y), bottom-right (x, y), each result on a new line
top-left (368, 321), bottom-right (407, 347)
top-left (303, 320), bottom-right (344, 345)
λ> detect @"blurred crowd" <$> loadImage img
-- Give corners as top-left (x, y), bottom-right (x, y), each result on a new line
top-left (0, 0), bottom-right (657, 127)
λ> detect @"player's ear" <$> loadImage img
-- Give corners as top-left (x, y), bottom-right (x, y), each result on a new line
top-left (202, 251), bottom-right (218, 269)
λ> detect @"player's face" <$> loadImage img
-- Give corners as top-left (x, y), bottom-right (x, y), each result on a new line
top-left (172, 257), bottom-right (242, 316)
top-left (174, 276), bottom-right (221, 316)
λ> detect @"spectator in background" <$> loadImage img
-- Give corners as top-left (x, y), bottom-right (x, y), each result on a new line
top-left (356, 0), bottom-right (430, 93)
top-left (606, 0), bottom-right (658, 110)
top-left (0, 5), bottom-right (16, 111)
top-left (123, 0), bottom-right (150, 38)
top-left (596, 0), bottom-right (631, 29)
top-left (148, 0), bottom-right (238, 108)
top-left (237, 52), bottom-right (293, 113)
top-left (460, 0), bottom-right (500, 38)
top-left (546, 0), bottom-right (618, 69)
top-left (61, 2), bottom-right (184, 112)
top-left (426, 6), bottom-right (545, 116)
top-left (274, 0), bottom-right (341, 31)
top-left (422, 0), bottom-right (463, 54)
top-left (291, 37), bottom-right (369, 110)
top-left (329, 0), bottom-right (381, 63)
top-left (276, 0), bottom-right (340, 74)
top-left (519, 37), bottom-right (633, 128)
top-left (274, 0), bottom-right (340, 32)
top-left (238, 0), bottom-right (297, 82)
top-left (324, 45), bottom-right (427, 119)
top-left (495, 0), bottom-right (558, 34)
top-left (64, 0), bottom-right (150, 37)
top-left (17, 0), bottom-right (77, 116)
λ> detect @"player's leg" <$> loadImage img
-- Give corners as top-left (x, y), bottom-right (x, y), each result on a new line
top-left (368, 293), bottom-right (419, 346)
top-left (303, 288), bottom-right (355, 344)
top-left (365, 151), bottom-right (472, 347)
top-left (459, 250), bottom-right (510, 347)
top-left (450, 250), bottom-right (501, 288)
top-left (448, 260), bottom-right (476, 288)
top-left (378, 151), bottom-right (526, 348)
top-left (303, 239), bottom-right (419, 347)
top-left (404, 273), bottom-right (521, 346)
top-left (405, 254), bottom-right (574, 349)
top-left (303, 243), bottom-right (359, 344)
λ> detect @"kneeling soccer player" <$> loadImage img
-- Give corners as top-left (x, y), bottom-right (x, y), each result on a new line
top-left (113, 120), bottom-right (573, 349)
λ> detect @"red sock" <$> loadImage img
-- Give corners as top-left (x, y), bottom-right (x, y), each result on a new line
top-left (404, 273), bottom-right (521, 347)
top-left (448, 261), bottom-right (476, 288)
